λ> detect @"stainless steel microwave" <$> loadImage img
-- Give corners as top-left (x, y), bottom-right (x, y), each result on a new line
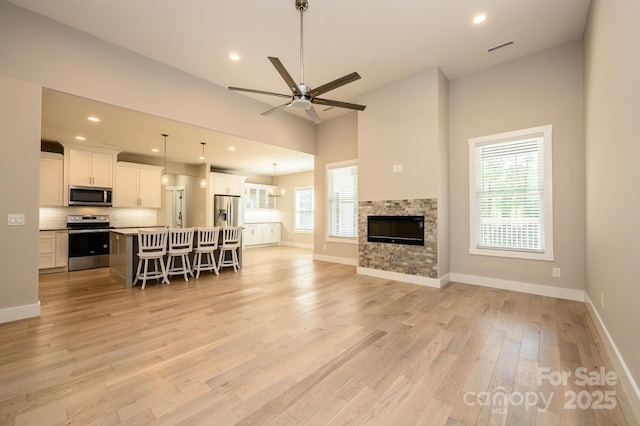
top-left (68, 186), bottom-right (112, 207)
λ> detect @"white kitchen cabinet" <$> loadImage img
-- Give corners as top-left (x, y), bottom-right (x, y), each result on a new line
top-left (243, 223), bottom-right (281, 246)
top-left (245, 183), bottom-right (275, 210)
top-left (263, 223), bottom-right (281, 244)
top-left (243, 224), bottom-right (263, 246)
top-left (69, 149), bottom-right (114, 188)
top-left (114, 162), bottom-right (162, 208)
top-left (40, 153), bottom-right (64, 206)
top-left (211, 172), bottom-right (246, 196)
top-left (38, 231), bottom-right (56, 269)
top-left (39, 230), bottom-right (69, 270)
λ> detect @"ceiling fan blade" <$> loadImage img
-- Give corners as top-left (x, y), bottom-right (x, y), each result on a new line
top-left (312, 97), bottom-right (366, 111)
top-left (308, 72), bottom-right (361, 97)
top-left (268, 57), bottom-right (301, 95)
top-left (228, 86), bottom-right (292, 99)
top-left (306, 107), bottom-right (322, 124)
top-left (261, 102), bottom-right (291, 116)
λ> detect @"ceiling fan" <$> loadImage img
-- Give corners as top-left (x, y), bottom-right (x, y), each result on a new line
top-left (228, 0), bottom-right (366, 124)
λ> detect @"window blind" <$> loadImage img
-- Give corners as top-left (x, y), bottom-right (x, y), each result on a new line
top-left (475, 137), bottom-right (544, 252)
top-left (327, 164), bottom-right (358, 238)
top-left (295, 187), bottom-right (314, 231)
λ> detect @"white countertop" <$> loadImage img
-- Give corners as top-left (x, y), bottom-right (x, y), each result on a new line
top-left (110, 227), bottom-right (167, 235)
top-left (244, 221), bottom-right (281, 224)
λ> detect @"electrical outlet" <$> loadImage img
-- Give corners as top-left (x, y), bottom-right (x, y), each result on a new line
top-left (552, 267), bottom-right (561, 278)
top-left (600, 293), bottom-right (605, 310)
top-left (323, 244), bottom-right (327, 251)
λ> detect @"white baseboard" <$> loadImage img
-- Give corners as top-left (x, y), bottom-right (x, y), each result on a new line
top-left (357, 267), bottom-right (443, 288)
top-left (312, 254), bottom-right (357, 266)
top-left (440, 273), bottom-right (451, 287)
top-left (281, 241), bottom-right (314, 250)
top-left (584, 293), bottom-right (640, 418)
top-left (450, 272), bottom-right (585, 302)
top-left (0, 301), bottom-right (40, 324)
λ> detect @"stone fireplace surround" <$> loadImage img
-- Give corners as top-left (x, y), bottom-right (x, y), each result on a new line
top-left (358, 198), bottom-right (439, 287)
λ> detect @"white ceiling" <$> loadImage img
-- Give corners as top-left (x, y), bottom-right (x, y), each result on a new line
top-left (12, 0), bottom-right (591, 174)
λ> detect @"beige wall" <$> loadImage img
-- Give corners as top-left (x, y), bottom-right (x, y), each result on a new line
top-left (437, 69), bottom-right (450, 276)
top-left (0, 1), bottom-right (316, 155)
top-left (584, 0), bottom-right (640, 401)
top-left (276, 171), bottom-right (314, 249)
top-left (0, 76), bottom-right (41, 318)
top-left (358, 68), bottom-right (442, 201)
top-left (449, 40), bottom-right (585, 292)
top-left (314, 114), bottom-right (359, 262)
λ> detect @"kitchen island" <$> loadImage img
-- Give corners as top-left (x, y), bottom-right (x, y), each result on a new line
top-left (109, 228), bottom-right (166, 288)
top-left (109, 227), bottom-right (242, 288)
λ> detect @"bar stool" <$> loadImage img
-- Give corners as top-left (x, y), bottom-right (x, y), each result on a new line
top-left (167, 228), bottom-right (195, 282)
top-left (133, 229), bottom-right (169, 289)
top-left (218, 226), bottom-right (241, 272)
top-left (192, 227), bottom-right (220, 278)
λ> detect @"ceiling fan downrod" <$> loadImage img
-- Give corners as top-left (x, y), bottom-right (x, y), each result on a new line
top-left (227, 0), bottom-right (365, 124)
top-left (296, 0), bottom-right (309, 90)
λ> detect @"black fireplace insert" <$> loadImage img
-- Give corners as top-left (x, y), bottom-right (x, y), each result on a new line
top-left (367, 215), bottom-right (425, 246)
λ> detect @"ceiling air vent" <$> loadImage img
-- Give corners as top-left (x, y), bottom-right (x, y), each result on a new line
top-left (488, 40), bottom-right (514, 53)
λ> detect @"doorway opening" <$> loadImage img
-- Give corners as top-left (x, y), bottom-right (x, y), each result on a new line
top-left (165, 185), bottom-right (186, 228)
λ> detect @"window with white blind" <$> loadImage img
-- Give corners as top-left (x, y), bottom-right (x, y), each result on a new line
top-left (294, 186), bottom-right (314, 233)
top-left (469, 125), bottom-right (554, 261)
top-left (326, 160), bottom-right (358, 241)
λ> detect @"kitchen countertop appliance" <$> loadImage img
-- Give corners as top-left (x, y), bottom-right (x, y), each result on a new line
top-left (67, 214), bottom-right (111, 271)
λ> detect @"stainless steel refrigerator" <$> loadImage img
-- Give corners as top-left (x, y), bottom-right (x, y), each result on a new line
top-left (213, 195), bottom-right (243, 227)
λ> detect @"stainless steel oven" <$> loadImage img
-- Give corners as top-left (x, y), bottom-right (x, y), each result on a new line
top-left (67, 215), bottom-right (111, 271)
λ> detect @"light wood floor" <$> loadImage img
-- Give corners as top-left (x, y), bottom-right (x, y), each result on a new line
top-left (0, 246), bottom-right (637, 425)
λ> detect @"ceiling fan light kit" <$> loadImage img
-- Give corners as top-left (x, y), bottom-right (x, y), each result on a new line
top-left (229, 0), bottom-right (365, 124)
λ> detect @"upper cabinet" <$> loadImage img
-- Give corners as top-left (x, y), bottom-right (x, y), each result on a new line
top-left (245, 183), bottom-right (275, 210)
top-left (68, 149), bottom-right (113, 188)
top-left (114, 162), bottom-right (162, 208)
top-left (211, 172), bottom-right (246, 196)
top-left (40, 152), bottom-right (64, 206)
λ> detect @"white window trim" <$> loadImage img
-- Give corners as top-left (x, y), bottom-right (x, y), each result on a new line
top-left (294, 185), bottom-right (314, 234)
top-left (326, 159), bottom-right (358, 244)
top-left (468, 125), bottom-right (554, 261)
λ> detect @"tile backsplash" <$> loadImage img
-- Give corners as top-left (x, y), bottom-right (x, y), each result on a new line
top-left (245, 209), bottom-right (282, 223)
top-left (39, 207), bottom-right (158, 229)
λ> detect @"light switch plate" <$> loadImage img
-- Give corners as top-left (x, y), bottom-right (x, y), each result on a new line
top-left (7, 213), bottom-right (25, 226)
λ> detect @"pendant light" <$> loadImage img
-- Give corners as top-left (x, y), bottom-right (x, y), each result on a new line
top-left (200, 142), bottom-right (207, 188)
top-left (161, 133), bottom-right (169, 185)
top-left (268, 163), bottom-right (285, 197)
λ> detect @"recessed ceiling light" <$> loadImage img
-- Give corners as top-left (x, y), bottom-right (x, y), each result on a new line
top-left (152, 148), bottom-right (160, 153)
top-left (228, 146), bottom-right (236, 151)
top-left (87, 116), bottom-right (100, 122)
top-left (473, 14), bottom-right (487, 24)
top-left (229, 53), bottom-right (240, 61)
top-left (75, 136), bottom-right (86, 141)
